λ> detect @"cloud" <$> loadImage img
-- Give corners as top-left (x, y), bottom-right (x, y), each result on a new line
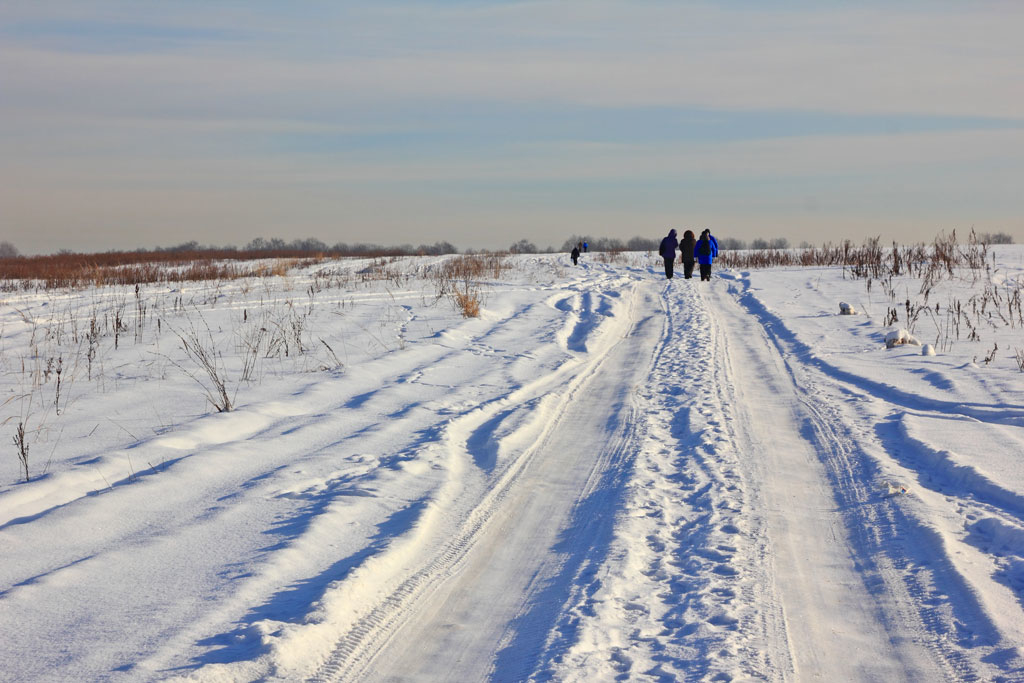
top-left (10, 125), bottom-right (1020, 183)
top-left (3, 2), bottom-right (1023, 117)
top-left (2, 1), bottom-right (1022, 252)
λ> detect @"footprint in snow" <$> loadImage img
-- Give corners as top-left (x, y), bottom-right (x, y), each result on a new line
top-left (708, 613), bottom-right (740, 630)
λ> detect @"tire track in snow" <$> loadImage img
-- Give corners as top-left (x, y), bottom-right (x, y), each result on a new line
top-left (714, 275), bottom-right (1023, 680)
top-left (304, 278), bottom-right (655, 681)
top-left (150, 270), bottom-right (639, 681)
top-left (557, 268), bottom-right (989, 681)
top-left (723, 273), bottom-right (1024, 427)
top-left (3, 277), bottom-right (588, 681)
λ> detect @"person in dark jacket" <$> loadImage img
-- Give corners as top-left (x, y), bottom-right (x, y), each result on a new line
top-left (571, 243), bottom-right (581, 265)
top-left (679, 229), bottom-right (696, 279)
top-left (694, 228), bottom-right (719, 281)
top-left (658, 229), bottom-right (678, 279)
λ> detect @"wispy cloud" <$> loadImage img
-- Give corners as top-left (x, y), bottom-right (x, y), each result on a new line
top-left (5, 2), bottom-right (1024, 116)
top-left (1, 1), bottom-right (1022, 252)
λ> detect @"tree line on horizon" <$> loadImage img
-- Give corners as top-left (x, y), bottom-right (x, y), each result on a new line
top-left (0, 231), bottom-right (1015, 261)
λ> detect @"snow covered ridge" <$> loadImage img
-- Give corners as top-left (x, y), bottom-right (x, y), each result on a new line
top-left (1, 248), bottom-right (1023, 681)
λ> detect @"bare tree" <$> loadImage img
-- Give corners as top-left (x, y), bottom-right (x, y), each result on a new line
top-left (509, 239), bottom-right (538, 254)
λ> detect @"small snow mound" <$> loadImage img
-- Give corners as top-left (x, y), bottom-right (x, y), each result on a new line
top-left (880, 481), bottom-right (910, 496)
top-left (838, 302), bottom-right (857, 315)
top-left (921, 344), bottom-right (936, 356)
top-left (885, 328), bottom-right (920, 349)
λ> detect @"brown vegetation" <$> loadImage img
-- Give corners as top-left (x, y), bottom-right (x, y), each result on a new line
top-left (717, 230), bottom-right (992, 276)
top-left (0, 250), bottom-right (331, 291)
top-left (717, 230), bottom-right (1022, 354)
top-left (428, 254), bottom-right (509, 318)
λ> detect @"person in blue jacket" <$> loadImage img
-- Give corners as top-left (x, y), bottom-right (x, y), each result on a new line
top-left (658, 229), bottom-right (678, 279)
top-left (695, 228), bottom-right (719, 281)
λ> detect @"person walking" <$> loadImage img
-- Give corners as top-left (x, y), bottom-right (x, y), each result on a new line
top-left (658, 229), bottom-right (678, 279)
top-left (695, 228), bottom-right (719, 281)
top-left (571, 243), bottom-right (581, 266)
top-left (679, 229), bottom-right (696, 279)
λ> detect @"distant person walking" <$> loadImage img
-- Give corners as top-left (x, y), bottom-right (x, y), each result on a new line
top-left (679, 229), bottom-right (696, 279)
top-left (695, 228), bottom-right (719, 281)
top-left (582, 241), bottom-right (589, 253)
top-left (658, 229), bottom-right (678, 279)
top-left (571, 243), bottom-right (581, 266)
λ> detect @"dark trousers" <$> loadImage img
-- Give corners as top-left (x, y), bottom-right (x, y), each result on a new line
top-left (663, 257), bottom-right (674, 279)
top-left (682, 259), bottom-right (695, 279)
top-left (700, 263), bottom-right (712, 281)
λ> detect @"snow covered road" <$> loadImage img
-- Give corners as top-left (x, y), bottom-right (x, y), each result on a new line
top-left (2, 252), bottom-right (1023, 681)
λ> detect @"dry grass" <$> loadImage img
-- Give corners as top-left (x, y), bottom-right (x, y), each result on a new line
top-left (428, 254), bottom-right (509, 317)
top-left (454, 286), bottom-right (482, 318)
top-left (0, 250), bottom-right (327, 290)
top-left (595, 249), bottom-right (626, 264)
top-left (717, 230), bottom-right (991, 278)
top-left (716, 230), bottom-right (1021, 353)
top-left (435, 253), bottom-right (510, 281)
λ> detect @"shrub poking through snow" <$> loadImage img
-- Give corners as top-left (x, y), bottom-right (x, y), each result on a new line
top-left (429, 254), bottom-right (502, 318)
top-left (169, 313), bottom-right (235, 412)
top-left (12, 421), bottom-right (29, 482)
top-left (839, 302), bottom-right (857, 315)
top-left (885, 328), bottom-right (920, 348)
top-left (453, 283), bottom-right (482, 318)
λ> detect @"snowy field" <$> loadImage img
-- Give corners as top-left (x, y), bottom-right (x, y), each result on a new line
top-left (1, 246), bottom-right (1023, 682)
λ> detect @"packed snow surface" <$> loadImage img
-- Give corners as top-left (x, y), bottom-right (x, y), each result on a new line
top-left (2, 248), bottom-right (1023, 681)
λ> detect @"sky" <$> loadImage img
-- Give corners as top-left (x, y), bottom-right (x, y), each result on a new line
top-left (1, 1), bottom-right (1023, 254)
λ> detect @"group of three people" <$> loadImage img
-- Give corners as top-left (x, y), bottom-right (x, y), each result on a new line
top-left (659, 228), bottom-right (718, 280)
top-left (569, 230), bottom-right (719, 280)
